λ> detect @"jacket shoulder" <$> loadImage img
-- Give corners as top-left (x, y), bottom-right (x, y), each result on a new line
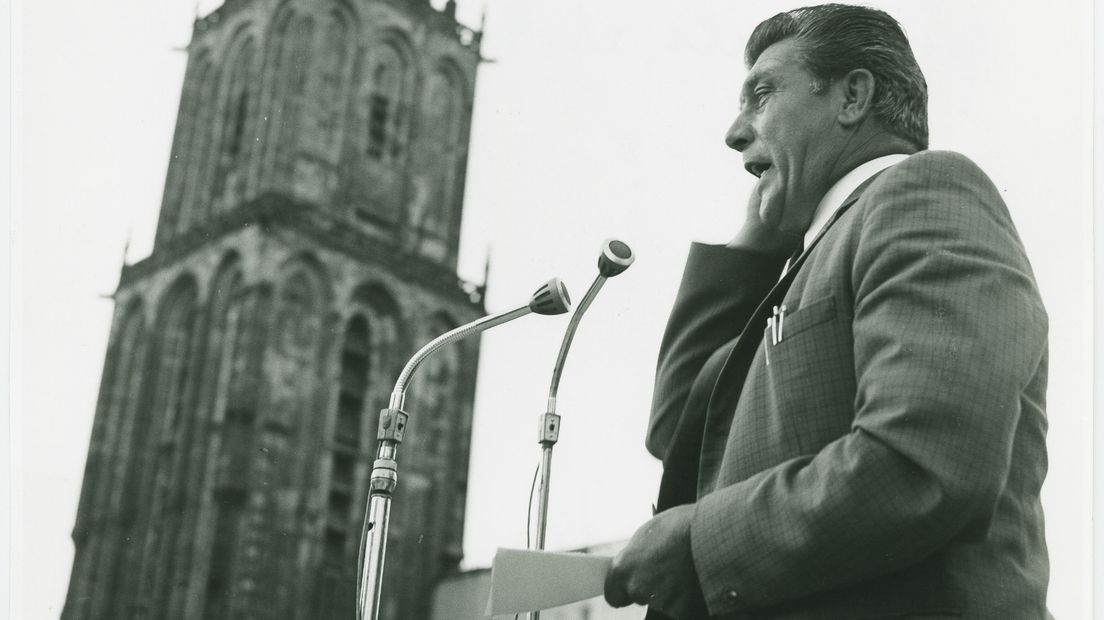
top-left (858, 150), bottom-right (1007, 220)
top-left (875, 150), bottom-right (997, 192)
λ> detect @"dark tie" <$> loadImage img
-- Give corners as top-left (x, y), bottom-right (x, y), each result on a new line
top-left (782, 243), bottom-right (804, 276)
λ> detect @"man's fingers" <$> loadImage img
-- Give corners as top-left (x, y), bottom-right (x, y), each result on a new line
top-left (603, 562), bottom-right (632, 608)
top-left (630, 583), bottom-right (658, 607)
top-left (605, 565), bottom-right (660, 609)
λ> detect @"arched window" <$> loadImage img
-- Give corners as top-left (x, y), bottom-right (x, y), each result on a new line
top-left (143, 281), bottom-right (202, 613)
top-left (158, 302), bottom-right (200, 440)
top-left (211, 36), bottom-right (259, 207)
top-left (353, 285), bottom-right (403, 446)
top-left (202, 282), bottom-right (274, 619)
top-left (267, 268), bottom-right (326, 430)
top-left (409, 67), bottom-right (466, 260)
top-left (351, 42), bottom-right (413, 226)
top-left (106, 277), bottom-right (199, 615)
top-left (266, 13), bottom-right (315, 183)
top-left (146, 258), bottom-right (243, 613)
top-left (367, 46), bottom-right (406, 163)
top-left (313, 311), bottom-right (374, 620)
top-left (310, 12), bottom-right (350, 152)
top-left (335, 315), bottom-right (370, 450)
top-left (322, 314), bottom-right (371, 571)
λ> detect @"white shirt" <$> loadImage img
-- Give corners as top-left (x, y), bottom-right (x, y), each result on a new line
top-left (802, 153), bottom-right (911, 251)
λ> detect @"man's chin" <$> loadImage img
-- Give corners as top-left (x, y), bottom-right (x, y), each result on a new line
top-left (757, 200), bottom-right (783, 230)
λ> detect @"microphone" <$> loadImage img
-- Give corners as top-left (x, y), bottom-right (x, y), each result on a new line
top-left (547, 239), bottom-right (635, 410)
top-left (357, 277), bottom-right (571, 620)
top-left (529, 239), bottom-right (634, 575)
top-left (598, 238), bottom-right (635, 277)
top-left (529, 278), bottom-right (573, 316)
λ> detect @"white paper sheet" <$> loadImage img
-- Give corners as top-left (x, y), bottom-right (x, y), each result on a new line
top-left (484, 548), bottom-right (612, 617)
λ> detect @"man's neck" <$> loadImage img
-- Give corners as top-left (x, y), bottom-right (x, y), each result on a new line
top-left (825, 129), bottom-right (918, 188)
top-left (802, 152), bottom-right (911, 251)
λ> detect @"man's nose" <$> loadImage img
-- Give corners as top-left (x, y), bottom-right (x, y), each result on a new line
top-left (725, 113), bottom-right (753, 151)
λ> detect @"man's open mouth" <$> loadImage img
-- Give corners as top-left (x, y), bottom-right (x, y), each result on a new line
top-left (745, 162), bottom-right (772, 178)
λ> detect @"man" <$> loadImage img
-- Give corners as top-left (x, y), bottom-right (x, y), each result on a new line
top-left (604, 5), bottom-right (1049, 619)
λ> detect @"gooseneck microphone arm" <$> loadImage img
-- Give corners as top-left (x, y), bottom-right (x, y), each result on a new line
top-left (545, 278), bottom-right (604, 413)
top-left (356, 278), bottom-right (571, 620)
top-left (530, 240), bottom-right (634, 620)
top-left (547, 239), bottom-right (635, 414)
top-left (391, 305), bottom-right (529, 408)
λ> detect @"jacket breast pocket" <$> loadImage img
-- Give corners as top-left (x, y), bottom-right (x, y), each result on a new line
top-left (762, 294), bottom-right (857, 454)
top-left (763, 295), bottom-right (840, 363)
top-left (776, 294), bottom-right (837, 340)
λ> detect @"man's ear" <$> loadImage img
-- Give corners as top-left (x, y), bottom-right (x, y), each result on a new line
top-left (837, 68), bottom-right (876, 127)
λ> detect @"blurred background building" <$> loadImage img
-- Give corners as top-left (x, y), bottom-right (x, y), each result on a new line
top-left (61, 1), bottom-right (487, 619)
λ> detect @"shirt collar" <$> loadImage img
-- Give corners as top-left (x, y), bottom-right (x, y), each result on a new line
top-left (802, 153), bottom-right (911, 250)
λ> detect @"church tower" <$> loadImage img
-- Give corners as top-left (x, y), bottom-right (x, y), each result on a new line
top-left (63, 1), bottom-right (485, 619)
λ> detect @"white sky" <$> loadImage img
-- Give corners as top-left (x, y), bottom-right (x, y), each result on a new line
top-left (8, 0), bottom-right (1094, 618)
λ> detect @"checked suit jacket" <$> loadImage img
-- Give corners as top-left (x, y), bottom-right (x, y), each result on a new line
top-left (646, 151), bottom-right (1049, 619)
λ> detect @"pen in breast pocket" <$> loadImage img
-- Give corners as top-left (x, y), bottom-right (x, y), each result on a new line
top-left (778, 304), bottom-right (787, 342)
top-left (765, 317), bottom-right (773, 365)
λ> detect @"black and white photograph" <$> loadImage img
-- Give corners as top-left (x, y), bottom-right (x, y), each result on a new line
top-left (5, 0), bottom-right (1095, 618)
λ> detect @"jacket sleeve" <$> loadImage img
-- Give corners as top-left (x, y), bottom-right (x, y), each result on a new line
top-left (647, 243), bottom-right (787, 460)
top-left (688, 152), bottom-right (1049, 614)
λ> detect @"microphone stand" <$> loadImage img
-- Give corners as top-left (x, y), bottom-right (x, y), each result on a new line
top-left (356, 279), bottom-right (571, 620)
top-left (530, 240), bottom-right (633, 620)
top-left (536, 275), bottom-right (605, 544)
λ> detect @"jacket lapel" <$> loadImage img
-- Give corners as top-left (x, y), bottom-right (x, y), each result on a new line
top-left (654, 170), bottom-right (888, 513)
top-left (700, 171), bottom-right (887, 477)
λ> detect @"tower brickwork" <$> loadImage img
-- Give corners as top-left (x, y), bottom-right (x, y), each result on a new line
top-left (63, 1), bottom-right (485, 619)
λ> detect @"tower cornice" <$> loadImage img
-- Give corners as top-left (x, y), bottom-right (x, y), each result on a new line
top-left (123, 193), bottom-right (486, 312)
top-left (195, 0), bottom-right (482, 54)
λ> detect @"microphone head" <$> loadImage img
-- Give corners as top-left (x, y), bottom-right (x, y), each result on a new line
top-left (598, 238), bottom-right (635, 277)
top-left (529, 278), bottom-right (571, 315)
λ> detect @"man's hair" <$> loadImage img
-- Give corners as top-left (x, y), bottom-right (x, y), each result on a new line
top-left (746, 4), bottom-right (929, 150)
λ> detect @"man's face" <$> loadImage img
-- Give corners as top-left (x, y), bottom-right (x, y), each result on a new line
top-left (726, 38), bottom-right (845, 235)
